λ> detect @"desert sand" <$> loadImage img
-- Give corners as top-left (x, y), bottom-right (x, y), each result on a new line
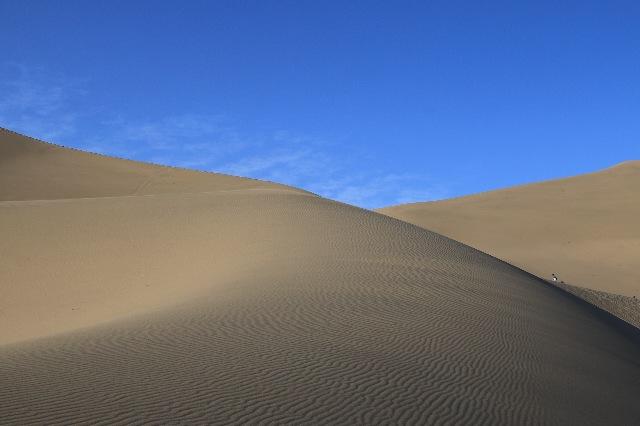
top-left (2, 128), bottom-right (640, 424)
top-left (380, 162), bottom-right (640, 298)
top-left (379, 163), bottom-right (640, 329)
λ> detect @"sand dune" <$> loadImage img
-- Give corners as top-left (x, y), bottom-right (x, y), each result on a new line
top-left (380, 163), bottom-right (640, 298)
top-left (2, 129), bottom-right (640, 424)
top-left (0, 127), bottom-right (305, 202)
top-left (379, 163), bottom-right (640, 329)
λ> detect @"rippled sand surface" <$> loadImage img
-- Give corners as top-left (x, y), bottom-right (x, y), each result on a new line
top-left (2, 129), bottom-right (640, 424)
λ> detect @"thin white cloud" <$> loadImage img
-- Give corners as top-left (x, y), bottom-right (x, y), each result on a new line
top-left (122, 114), bottom-right (229, 150)
top-left (309, 173), bottom-right (447, 208)
top-left (0, 63), bottom-right (82, 142)
top-left (71, 113), bottom-right (248, 166)
top-left (0, 65), bottom-right (448, 208)
top-left (220, 150), bottom-right (309, 176)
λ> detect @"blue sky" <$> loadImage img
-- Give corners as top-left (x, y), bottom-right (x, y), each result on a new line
top-left (1, 1), bottom-right (639, 208)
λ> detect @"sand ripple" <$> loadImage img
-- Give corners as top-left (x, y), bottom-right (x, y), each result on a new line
top-left (2, 194), bottom-right (640, 425)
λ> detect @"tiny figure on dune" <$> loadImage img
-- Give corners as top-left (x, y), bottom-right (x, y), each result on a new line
top-left (551, 273), bottom-right (558, 282)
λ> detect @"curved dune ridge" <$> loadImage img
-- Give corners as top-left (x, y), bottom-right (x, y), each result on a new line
top-left (378, 163), bottom-right (640, 329)
top-left (0, 127), bottom-right (309, 202)
top-left (379, 162), bottom-right (640, 298)
top-left (1, 129), bottom-right (640, 424)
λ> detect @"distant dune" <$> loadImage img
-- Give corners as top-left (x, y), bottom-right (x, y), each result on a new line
top-left (380, 162), bottom-right (640, 297)
top-left (2, 128), bottom-right (640, 424)
top-left (380, 163), bottom-right (640, 323)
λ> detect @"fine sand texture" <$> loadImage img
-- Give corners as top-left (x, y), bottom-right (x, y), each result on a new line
top-left (551, 281), bottom-right (640, 330)
top-left (380, 162), bottom-right (640, 299)
top-left (2, 128), bottom-right (640, 424)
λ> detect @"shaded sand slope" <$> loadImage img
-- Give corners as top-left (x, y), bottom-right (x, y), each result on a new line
top-left (0, 127), bottom-right (304, 201)
top-left (380, 162), bottom-right (640, 299)
top-left (2, 132), bottom-right (640, 424)
top-left (554, 281), bottom-right (640, 329)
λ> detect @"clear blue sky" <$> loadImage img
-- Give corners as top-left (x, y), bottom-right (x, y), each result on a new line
top-left (2, 1), bottom-right (639, 207)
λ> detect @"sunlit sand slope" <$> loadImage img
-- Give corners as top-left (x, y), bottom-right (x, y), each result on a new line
top-left (2, 130), bottom-right (640, 424)
top-left (380, 162), bottom-right (640, 299)
top-left (0, 127), bottom-right (303, 201)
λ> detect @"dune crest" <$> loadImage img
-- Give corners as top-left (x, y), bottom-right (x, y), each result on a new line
top-left (0, 127), bottom-right (307, 201)
top-left (380, 162), bottom-right (640, 299)
top-left (2, 129), bottom-right (640, 424)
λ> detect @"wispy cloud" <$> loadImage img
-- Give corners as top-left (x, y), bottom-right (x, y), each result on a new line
top-left (79, 114), bottom-right (244, 164)
top-left (0, 63), bottom-right (82, 142)
top-left (219, 148), bottom-right (447, 207)
top-left (0, 65), bottom-right (447, 208)
top-left (121, 114), bottom-right (231, 151)
top-left (309, 173), bottom-right (448, 208)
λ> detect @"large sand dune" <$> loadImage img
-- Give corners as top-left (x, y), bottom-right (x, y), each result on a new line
top-left (379, 163), bottom-right (640, 329)
top-left (380, 163), bottom-right (640, 298)
top-left (2, 128), bottom-right (640, 424)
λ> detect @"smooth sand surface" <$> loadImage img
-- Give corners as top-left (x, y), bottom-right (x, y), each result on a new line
top-left (380, 162), bottom-right (640, 299)
top-left (2, 129), bottom-right (640, 424)
top-left (0, 127), bottom-right (305, 202)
